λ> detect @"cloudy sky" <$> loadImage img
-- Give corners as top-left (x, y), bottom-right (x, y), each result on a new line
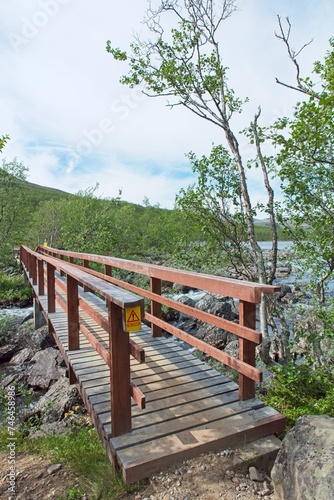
top-left (1, 0), bottom-right (333, 208)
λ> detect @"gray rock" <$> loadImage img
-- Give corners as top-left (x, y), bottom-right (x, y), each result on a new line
top-left (17, 322), bottom-right (56, 352)
top-left (172, 283), bottom-right (197, 294)
top-left (29, 421), bottom-right (69, 440)
top-left (0, 344), bottom-right (17, 361)
top-left (0, 371), bottom-right (24, 389)
top-left (271, 415), bottom-right (334, 500)
top-left (9, 347), bottom-right (34, 365)
top-left (196, 294), bottom-right (233, 320)
top-left (249, 466), bottom-right (264, 482)
top-left (29, 377), bottom-right (82, 424)
top-left (47, 464), bottom-right (62, 475)
top-left (27, 348), bottom-right (64, 389)
top-left (177, 295), bottom-right (196, 308)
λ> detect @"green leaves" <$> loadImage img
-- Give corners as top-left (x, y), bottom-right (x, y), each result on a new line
top-left (0, 135), bottom-right (9, 153)
top-left (271, 39), bottom-right (334, 296)
top-left (0, 158), bottom-right (29, 266)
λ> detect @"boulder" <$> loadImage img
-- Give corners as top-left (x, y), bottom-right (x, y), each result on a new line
top-left (17, 321), bottom-right (56, 352)
top-left (0, 344), bottom-right (17, 361)
top-left (27, 348), bottom-right (65, 389)
top-left (271, 415), bottom-right (334, 500)
top-left (9, 347), bottom-right (34, 365)
top-left (196, 293), bottom-right (233, 320)
top-left (172, 283), bottom-right (197, 294)
top-left (28, 377), bottom-right (83, 424)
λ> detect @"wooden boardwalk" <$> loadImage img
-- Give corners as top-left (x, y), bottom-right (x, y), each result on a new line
top-left (30, 279), bottom-right (285, 484)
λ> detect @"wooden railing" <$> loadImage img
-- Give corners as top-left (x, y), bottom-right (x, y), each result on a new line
top-left (20, 245), bottom-right (145, 436)
top-left (33, 245), bottom-right (280, 402)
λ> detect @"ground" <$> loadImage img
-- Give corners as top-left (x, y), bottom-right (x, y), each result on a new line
top-left (0, 449), bottom-right (277, 500)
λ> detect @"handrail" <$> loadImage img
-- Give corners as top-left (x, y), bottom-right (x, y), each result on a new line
top-left (35, 245), bottom-right (280, 401)
top-left (20, 245), bottom-right (145, 437)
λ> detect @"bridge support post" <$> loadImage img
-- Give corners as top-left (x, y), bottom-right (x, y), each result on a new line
top-left (108, 300), bottom-right (131, 437)
top-left (238, 300), bottom-right (256, 400)
top-left (33, 298), bottom-right (46, 329)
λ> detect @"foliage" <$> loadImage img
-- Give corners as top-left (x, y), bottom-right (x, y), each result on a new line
top-left (263, 362), bottom-right (334, 429)
top-left (0, 134), bottom-right (9, 153)
top-left (0, 315), bottom-right (16, 346)
top-left (176, 145), bottom-right (260, 280)
top-left (0, 272), bottom-right (32, 303)
top-left (0, 158), bottom-right (29, 266)
top-left (272, 38), bottom-right (334, 300)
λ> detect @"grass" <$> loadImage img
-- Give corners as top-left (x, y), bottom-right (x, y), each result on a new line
top-left (0, 426), bottom-right (139, 499)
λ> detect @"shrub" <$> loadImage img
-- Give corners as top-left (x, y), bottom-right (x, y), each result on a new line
top-left (263, 361), bottom-right (334, 429)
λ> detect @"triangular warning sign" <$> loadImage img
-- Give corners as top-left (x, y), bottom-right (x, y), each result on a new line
top-left (127, 309), bottom-right (140, 323)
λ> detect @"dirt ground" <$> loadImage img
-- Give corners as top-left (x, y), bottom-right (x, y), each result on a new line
top-left (0, 449), bottom-right (277, 500)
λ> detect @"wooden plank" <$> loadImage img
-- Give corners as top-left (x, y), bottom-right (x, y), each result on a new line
top-left (90, 379), bottom-right (237, 414)
top-left (109, 397), bottom-right (265, 447)
top-left (116, 410), bottom-right (286, 484)
top-left (99, 389), bottom-right (241, 428)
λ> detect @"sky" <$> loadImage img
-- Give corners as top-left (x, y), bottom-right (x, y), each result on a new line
top-left (1, 0), bottom-right (333, 209)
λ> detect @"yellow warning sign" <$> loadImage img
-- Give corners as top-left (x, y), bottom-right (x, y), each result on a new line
top-left (124, 306), bottom-right (142, 332)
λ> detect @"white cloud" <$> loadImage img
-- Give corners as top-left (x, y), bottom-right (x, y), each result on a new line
top-left (1, 0), bottom-right (333, 208)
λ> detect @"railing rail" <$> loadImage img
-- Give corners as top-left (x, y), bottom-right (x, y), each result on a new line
top-left (35, 245), bottom-right (280, 401)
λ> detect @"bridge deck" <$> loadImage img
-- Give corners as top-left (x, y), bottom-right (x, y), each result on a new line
top-left (32, 281), bottom-right (285, 484)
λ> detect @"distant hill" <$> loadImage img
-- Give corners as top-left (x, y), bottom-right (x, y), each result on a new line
top-left (21, 179), bottom-right (73, 207)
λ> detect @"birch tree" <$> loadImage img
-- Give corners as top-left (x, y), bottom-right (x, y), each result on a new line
top-left (107, 0), bottom-right (280, 363)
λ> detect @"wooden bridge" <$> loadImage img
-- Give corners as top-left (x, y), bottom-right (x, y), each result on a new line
top-left (20, 245), bottom-right (286, 484)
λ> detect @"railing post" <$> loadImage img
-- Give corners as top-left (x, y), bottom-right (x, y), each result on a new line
top-left (47, 263), bottom-right (56, 313)
top-left (108, 300), bottom-right (131, 436)
top-left (38, 259), bottom-right (45, 295)
top-left (238, 300), bottom-right (256, 400)
top-left (31, 254), bottom-right (37, 285)
top-left (67, 275), bottom-right (79, 351)
top-left (105, 265), bottom-right (112, 306)
top-left (83, 260), bottom-right (90, 292)
top-left (150, 277), bottom-right (162, 337)
top-left (60, 255), bottom-right (65, 277)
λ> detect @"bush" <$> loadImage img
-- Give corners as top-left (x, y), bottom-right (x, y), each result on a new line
top-left (0, 272), bottom-right (31, 303)
top-left (263, 361), bottom-right (334, 429)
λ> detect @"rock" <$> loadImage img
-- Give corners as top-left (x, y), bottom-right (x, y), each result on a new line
top-left (27, 348), bottom-right (64, 389)
top-left (47, 464), bottom-right (62, 475)
top-left (0, 371), bottom-right (24, 389)
top-left (280, 292), bottom-right (297, 304)
top-left (224, 340), bottom-right (239, 359)
top-left (17, 322), bottom-right (56, 352)
top-left (248, 466), bottom-right (264, 482)
top-left (9, 347), bottom-right (34, 365)
top-left (28, 377), bottom-right (82, 424)
top-left (177, 295), bottom-right (196, 308)
top-left (274, 284), bottom-right (292, 301)
top-left (172, 283), bottom-right (197, 294)
top-left (271, 415), bottom-right (334, 500)
top-left (195, 294), bottom-right (233, 320)
top-left (0, 344), bottom-right (17, 361)
top-left (29, 421), bottom-right (69, 440)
